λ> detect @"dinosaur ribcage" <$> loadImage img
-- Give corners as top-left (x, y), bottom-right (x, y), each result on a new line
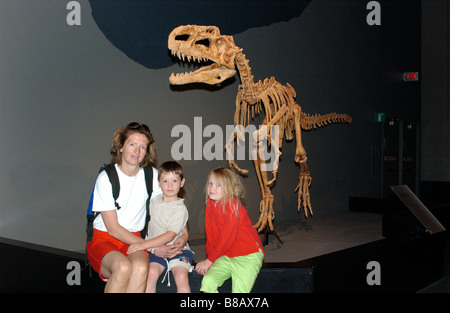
top-left (237, 78), bottom-right (297, 142)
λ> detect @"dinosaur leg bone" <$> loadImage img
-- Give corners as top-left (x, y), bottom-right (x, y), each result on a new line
top-left (295, 163), bottom-right (313, 217)
top-left (251, 125), bottom-right (281, 232)
top-left (252, 124), bottom-right (280, 184)
top-left (252, 156), bottom-right (275, 232)
top-left (293, 105), bottom-right (313, 217)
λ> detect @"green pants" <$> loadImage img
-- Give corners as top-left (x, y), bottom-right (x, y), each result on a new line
top-left (200, 250), bottom-right (264, 293)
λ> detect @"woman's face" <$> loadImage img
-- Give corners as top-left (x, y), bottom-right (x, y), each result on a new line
top-left (120, 132), bottom-right (149, 168)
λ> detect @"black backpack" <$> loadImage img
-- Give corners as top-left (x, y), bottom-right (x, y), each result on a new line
top-left (86, 163), bottom-right (153, 242)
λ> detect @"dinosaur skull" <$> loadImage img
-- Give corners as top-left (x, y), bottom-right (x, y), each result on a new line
top-left (168, 25), bottom-right (238, 85)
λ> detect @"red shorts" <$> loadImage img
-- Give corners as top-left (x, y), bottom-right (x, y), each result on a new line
top-left (86, 229), bottom-right (144, 281)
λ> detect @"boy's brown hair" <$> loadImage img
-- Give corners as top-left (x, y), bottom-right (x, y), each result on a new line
top-left (158, 161), bottom-right (183, 180)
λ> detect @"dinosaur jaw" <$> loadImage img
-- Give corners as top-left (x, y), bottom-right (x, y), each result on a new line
top-left (167, 25), bottom-right (238, 85)
top-left (169, 63), bottom-right (236, 85)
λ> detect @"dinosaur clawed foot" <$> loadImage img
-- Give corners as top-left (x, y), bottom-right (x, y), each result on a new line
top-left (254, 194), bottom-right (274, 233)
top-left (295, 172), bottom-right (313, 218)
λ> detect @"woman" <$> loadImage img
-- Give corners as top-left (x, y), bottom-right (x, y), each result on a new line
top-left (87, 122), bottom-right (187, 292)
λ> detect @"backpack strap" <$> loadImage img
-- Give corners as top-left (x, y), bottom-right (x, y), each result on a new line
top-left (141, 166), bottom-right (153, 238)
top-left (104, 163), bottom-right (121, 210)
top-left (86, 163), bottom-right (119, 243)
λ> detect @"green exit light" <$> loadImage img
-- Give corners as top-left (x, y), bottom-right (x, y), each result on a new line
top-left (375, 112), bottom-right (385, 122)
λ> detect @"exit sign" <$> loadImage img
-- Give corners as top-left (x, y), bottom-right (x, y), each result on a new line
top-left (374, 112), bottom-right (385, 122)
top-left (402, 72), bottom-right (419, 81)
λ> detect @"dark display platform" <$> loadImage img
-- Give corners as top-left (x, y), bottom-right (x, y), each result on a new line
top-left (0, 203), bottom-right (446, 293)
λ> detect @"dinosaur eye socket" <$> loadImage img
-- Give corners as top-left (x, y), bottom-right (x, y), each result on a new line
top-left (195, 39), bottom-right (210, 48)
top-left (175, 34), bottom-right (190, 41)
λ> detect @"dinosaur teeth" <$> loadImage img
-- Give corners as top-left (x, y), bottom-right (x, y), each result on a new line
top-left (170, 50), bottom-right (208, 63)
top-left (174, 71), bottom-right (195, 77)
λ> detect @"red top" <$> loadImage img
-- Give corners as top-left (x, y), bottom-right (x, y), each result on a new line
top-left (205, 198), bottom-right (264, 263)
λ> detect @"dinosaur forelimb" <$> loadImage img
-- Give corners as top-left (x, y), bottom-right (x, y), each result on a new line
top-left (266, 170), bottom-right (278, 185)
top-left (225, 125), bottom-right (249, 175)
top-left (228, 159), bottom-right (249, 175)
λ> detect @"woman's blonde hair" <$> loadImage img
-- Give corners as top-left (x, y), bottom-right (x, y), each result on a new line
top-left (205, 167), bottom-right (245, 215)
top-left (110, 122), bottom-right (157, 168)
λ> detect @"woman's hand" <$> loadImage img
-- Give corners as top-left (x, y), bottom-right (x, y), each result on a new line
top-left (195, 259), bottom-right (213, 275)
top-left (127, 242), bottom-right (146, 255)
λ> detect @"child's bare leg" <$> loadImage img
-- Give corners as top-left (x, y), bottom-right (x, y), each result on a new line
top-left (172, 266), bottom-right (191, 293)
top-left (146, 263), bottom-right (165, 293)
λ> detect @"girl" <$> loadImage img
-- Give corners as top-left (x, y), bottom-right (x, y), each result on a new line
top-left (195, 167), bottom-right (264, 293)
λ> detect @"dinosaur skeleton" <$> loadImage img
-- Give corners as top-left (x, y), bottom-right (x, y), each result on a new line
top-left (168, 25), bottom-right (352, 232)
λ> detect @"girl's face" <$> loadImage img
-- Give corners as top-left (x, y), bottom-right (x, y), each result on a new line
top-left (207, 174), bottom-right (223, 203)
top-left (120, 132), bottom-right (149, 168)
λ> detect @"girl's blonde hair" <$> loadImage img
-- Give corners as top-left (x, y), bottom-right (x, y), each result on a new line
top-left (205, 167), bottom-right (245, 215)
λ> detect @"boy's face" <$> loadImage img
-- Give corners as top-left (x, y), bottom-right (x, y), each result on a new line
top-left (159, 171), bottom-right (185, 201)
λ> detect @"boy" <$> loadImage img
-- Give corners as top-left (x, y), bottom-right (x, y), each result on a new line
top-left (127, 161), bottom-right (194, 293)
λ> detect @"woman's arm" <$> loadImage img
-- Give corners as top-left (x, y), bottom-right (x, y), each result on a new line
top-left (127, 231), bottom-right (176, 254)
top-left (101, 210), bottom-right (144, 245)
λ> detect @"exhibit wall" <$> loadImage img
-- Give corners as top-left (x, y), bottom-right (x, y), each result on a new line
top-left (1, 0), bottom-right (442, 252)
top-left (421, 0), bottom-right (450, 182)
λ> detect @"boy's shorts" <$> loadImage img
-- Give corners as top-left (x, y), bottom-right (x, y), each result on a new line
top-left (150, 248), bottom-right (195, 272)
top-left (86, 228), bottom-right (144, 281)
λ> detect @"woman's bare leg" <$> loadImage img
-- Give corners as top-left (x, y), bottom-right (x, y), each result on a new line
top-left (100, 251), bottom-right (131, 293)
top-left (100, 250), bottom-right (149, 293)
top-left (125, 250), bottom-right (149, 292)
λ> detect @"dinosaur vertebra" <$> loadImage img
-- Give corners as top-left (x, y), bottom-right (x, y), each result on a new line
top-left (168, 25), bottom-right (352, 233)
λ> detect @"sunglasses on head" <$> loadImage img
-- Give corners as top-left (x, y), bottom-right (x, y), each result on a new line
top-left (126, 122), bottom-right (150, 132)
